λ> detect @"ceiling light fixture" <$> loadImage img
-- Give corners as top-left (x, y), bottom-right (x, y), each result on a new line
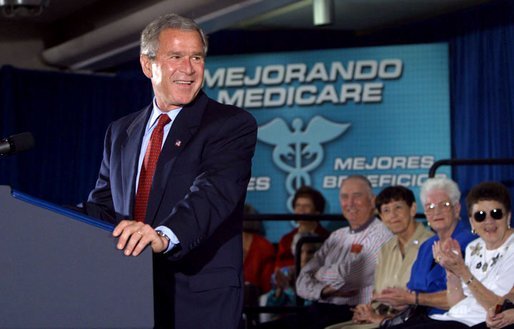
top-left (313, 0), bottom-right (333, 26)
top-left (0, 0), bottom-right (49, 18)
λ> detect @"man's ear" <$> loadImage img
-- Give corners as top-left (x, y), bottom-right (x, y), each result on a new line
top-left (140, 55), bottom-right (153, 78)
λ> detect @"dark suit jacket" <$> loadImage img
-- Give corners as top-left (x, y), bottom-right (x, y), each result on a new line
top-left (86, 91), bottom-right (257, 329)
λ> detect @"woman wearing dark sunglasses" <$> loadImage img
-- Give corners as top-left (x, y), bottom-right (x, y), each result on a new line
top-left (398, 181), bottom-right (514, 328)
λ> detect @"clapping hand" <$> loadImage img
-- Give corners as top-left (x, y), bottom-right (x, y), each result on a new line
top-left (432, 239), bottom-right (465, 276)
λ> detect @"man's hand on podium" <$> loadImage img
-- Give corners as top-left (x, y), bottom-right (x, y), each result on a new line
top-left (112, 220), bottom-right (169, 256)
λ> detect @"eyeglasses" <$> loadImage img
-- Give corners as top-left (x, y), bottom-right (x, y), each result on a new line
top-left (473, 208), bottom-right (504, 222)
top-left (425, 201), bottom-right (452, 214)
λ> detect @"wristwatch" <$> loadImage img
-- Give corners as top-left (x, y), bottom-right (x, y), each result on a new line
top-left (156, 230), bottom-right (170, 242)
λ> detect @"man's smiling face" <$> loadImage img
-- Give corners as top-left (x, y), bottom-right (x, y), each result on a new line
top-left (140, 28), bottom-right (205, 111)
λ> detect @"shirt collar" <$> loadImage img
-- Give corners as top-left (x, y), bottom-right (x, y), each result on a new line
top-left (349, 216), bottom-right (376, 234)
top-left (391, 222), bottom-right (426, 251)
top-left (147, 98), bottom-right (182, 131)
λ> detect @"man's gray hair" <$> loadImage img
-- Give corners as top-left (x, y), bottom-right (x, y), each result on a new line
top-left (140, 13), bottom-right (208, 59)
top-left (341, 175), bottom-right (374, 195)
top-left (420, 177), bottom-right (461, 205)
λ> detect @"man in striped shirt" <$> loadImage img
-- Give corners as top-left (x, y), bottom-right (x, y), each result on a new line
top-left (294, 175), bottom-right (393, 329)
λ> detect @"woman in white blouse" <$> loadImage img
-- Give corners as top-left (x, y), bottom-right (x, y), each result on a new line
top-left (397, 181), bottom-right (514, 329)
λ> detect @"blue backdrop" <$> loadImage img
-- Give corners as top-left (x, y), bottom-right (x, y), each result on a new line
top-left (203, 43), bottom-right (452, 241)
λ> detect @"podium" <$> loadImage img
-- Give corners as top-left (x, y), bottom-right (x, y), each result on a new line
top-left (0, 185), bottom-right (154, 329)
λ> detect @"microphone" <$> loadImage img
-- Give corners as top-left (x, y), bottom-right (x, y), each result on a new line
top-left (0, 132), bottom-right (35, 156)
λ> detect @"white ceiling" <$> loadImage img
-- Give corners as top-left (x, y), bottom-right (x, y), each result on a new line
top-left (0, 0), bottom-right (492, 71)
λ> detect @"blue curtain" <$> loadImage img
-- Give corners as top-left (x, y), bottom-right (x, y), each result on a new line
top-left (450, 0), bottom-right (514, 219)
top-left (0, 66), bottom-right (152, 205)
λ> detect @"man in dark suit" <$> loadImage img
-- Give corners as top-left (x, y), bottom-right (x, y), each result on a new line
top-left (83, 13), bottom-right (257, 329)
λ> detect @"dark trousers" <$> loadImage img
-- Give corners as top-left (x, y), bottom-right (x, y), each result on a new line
top-left (257, 302), bottom-right (353, 329)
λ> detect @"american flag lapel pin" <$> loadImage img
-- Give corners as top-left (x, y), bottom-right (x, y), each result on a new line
top-left (175, 140), bottom-right (182, 147)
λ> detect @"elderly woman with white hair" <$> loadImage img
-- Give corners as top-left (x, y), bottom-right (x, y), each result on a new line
top-left (373, 177), bottom-right (476, 327)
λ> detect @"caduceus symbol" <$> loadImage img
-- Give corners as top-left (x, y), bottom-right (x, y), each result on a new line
top-left (257, 116), bottom-right (350, 211)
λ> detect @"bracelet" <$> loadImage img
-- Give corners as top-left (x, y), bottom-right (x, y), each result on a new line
top-left (464, 276), bottom-right (474, 285)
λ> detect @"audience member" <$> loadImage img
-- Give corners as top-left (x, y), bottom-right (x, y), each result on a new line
top-left (243, 204), bottom-right (276, 305)
top-left (372, 177), bottom-right (476, 326)
top-left (396, 181), bottom-right (514, 328)
top-left (326, 185), bottom-right (433, 329)
top-left (269, 185), bottom-right (330, 316)
top-left (261, 232), bottom-right (323, 323)
top-left (275, 186), bottom-right (330, 271)
top-left (259, 175), bottom-right (393, 329)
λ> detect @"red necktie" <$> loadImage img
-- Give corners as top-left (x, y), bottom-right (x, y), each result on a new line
top-left (133, 114), bottom-right (171, 222)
